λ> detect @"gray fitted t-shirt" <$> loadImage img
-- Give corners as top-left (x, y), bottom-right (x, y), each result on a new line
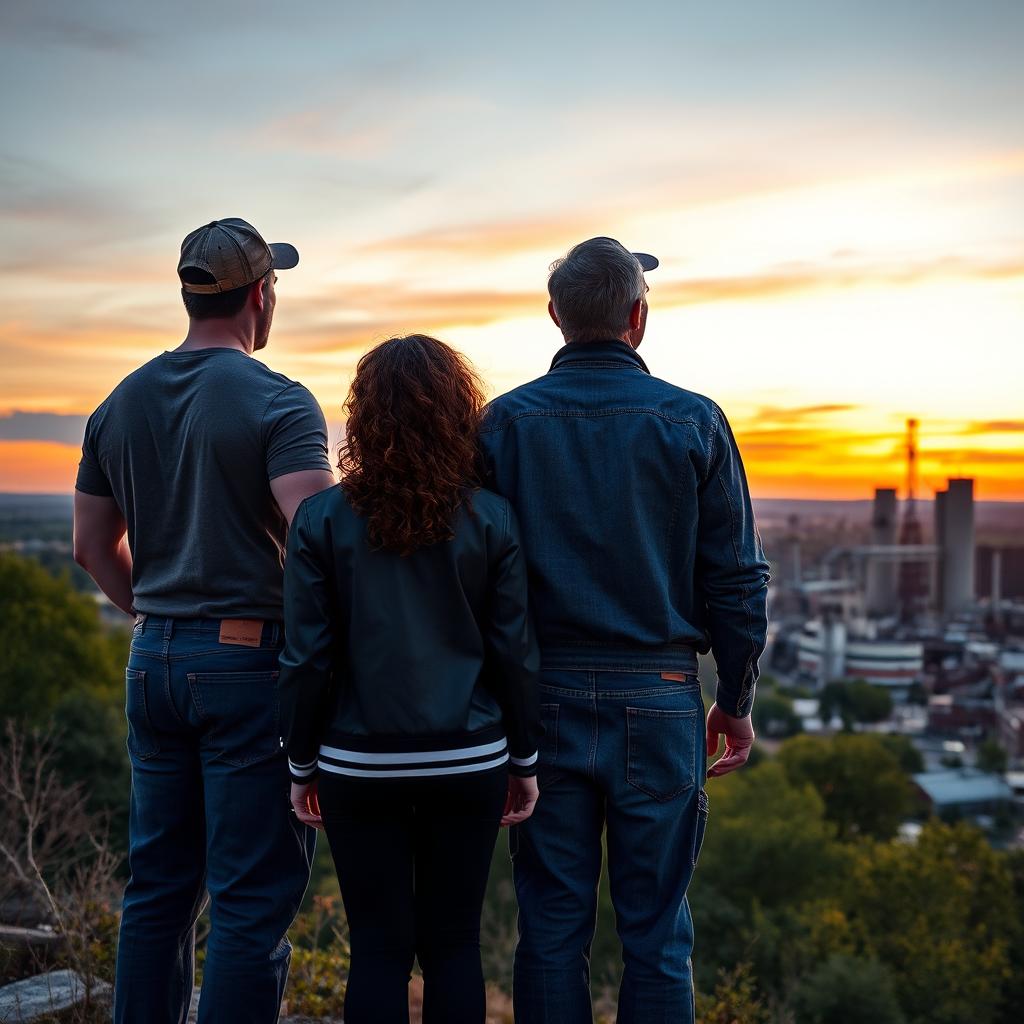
top-left (75, 348), bottom-right (333, 619)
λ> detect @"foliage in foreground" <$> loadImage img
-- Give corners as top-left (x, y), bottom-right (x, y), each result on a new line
top-left (0, 554), bottom-right (130, 839)
top-left (2, 558), bottom-right (1021, 1023)
top-left (690, 747), bottom-right (1021, 1024)
top-left (0, 721), bottom-right (120, 1021)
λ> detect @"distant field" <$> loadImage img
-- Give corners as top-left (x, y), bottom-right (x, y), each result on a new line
top-left (0, 493), bottom-right (74, 543)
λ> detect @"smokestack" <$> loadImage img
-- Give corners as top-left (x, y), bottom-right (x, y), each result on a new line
top-left (819, 606), bottom-right (846, 688)
top-left (938, 478), bottom-right (975, 615)
top-left (866, 487), bottom-right (898, 615)
top-left (898, 419), bottom-right (928, 620)
top-left (992, 548), bottom-right (1003, 620)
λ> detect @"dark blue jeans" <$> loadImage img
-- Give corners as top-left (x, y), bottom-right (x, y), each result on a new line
top-left (114, 616), bottom-right (315, 1024)
top-left (511, 670), bottom-right (708, 1024)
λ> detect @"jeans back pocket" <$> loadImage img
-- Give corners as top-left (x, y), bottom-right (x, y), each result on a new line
top-left (125, 668), bottom-right (161, 760)
top-left (187, 670), bottom-right (281, 767)
top-left (626, 706), bottom-right (698, 801)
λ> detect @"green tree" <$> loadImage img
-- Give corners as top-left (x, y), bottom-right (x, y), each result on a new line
top-left (0, 554), bottom-right (129, 847)
top-left (0, 554), bottom-right (124, 722)
top-left (778, 734), bottom-right (913, 841)
top-left (821, 679), bottom-right (893, 728)
top-left (52, 690), bottom-right (131, 839)
top-left (876, 733), bottom-right (925, 774)
top-left (998, 849), bottom-right (1024, 1024)
top-left (845, 821), bottom-right (1014, 1024)
top-left (790, 955), bottom-right (905, 1024)
top-left (689, 761), bottom-right (843, 992)
top-left (752, 690), bottom-right (803, 739)
top-left (976, 737), bottom-right (1008, 775)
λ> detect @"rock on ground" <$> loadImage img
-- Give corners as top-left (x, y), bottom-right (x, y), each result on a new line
top-left (0, 969), bottom-right (111, 1022)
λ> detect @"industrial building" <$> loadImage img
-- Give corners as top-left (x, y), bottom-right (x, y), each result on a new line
top-left (771, 419), bottom-right (1024, 707)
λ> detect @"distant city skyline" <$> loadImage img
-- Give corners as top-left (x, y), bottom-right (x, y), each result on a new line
top-left (2, 1), bottom-right (1022, 498)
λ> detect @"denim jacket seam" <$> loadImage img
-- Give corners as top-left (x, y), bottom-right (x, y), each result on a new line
top-left (704, 405), bottom-right (720, 484)
top-left (480, 409), bottom-right (704, 432)
top-left (712, 407), bottom-right (760, 712)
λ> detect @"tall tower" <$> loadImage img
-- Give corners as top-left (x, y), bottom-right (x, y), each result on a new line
top-left (898, 418), bottom-right (927, 620)
top-left (866, 487), bottom-right (898, 615)
top-left (935, 478), bottom-right (975, 615)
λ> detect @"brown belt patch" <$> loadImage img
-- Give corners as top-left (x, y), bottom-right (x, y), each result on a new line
top-left (219, 619), bottom-right (263, 647)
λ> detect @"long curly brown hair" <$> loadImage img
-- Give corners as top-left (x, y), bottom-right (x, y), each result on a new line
top-left (338, 334), bottom-right (488, 555)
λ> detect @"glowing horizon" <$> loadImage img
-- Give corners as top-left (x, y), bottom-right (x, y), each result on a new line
top-left (2, 2), bottom-right (1022, 500)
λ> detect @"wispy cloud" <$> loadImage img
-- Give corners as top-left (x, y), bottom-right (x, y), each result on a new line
top-left (0, 155), bottom-right (164, 278)
top-left (0, 155), bottom-right (119, 225)
top-left (0, 2), bottom-right (149, 56)
top-left (0, 411), bottom-right (87, 445)
top-left (652, 258), bottom-right (1024, 307)
top-left (273, 284), bottom-right (545, 353)
top-left (964, 420), bottom-right (1024, 433)
top-left (752, 403), bottom-right (859, 423)
top-left (922, 448), bottom-right (1024, 466)
top-left (361, 214), bottom-right (607, 259)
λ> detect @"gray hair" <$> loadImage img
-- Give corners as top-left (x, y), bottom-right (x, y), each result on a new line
top-left (547, 237), bottom-right (645, 342)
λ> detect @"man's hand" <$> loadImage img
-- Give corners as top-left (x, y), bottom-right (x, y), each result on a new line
top-left (290, 779), bottom-right (323, 829)
top-left (501, 775), bottom-right (539, 827)
top-left (706, 703), bottom-right (755, 778)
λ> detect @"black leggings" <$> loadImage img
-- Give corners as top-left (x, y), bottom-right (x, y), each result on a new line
top-left (318, 766), bottom-right (507, 1024)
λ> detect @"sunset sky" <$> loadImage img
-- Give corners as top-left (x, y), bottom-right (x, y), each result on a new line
top-left (2, 1), bottom-right (1022, 499)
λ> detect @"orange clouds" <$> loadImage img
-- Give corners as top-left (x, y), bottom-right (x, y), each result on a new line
top-left (731, 419), bottom-right (1024, 501)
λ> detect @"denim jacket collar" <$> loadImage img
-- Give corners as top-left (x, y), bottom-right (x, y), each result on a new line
top-left (549, 339), bottom-right (651, 375)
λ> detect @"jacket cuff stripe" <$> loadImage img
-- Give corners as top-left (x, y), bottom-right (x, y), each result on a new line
top-left (509, 751), bottom-right (538, 767)
top-left (289, 760), bottom-right (318, 777)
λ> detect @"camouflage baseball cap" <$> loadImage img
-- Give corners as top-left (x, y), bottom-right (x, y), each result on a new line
top-left (177, 218), bottom-right (299, 294)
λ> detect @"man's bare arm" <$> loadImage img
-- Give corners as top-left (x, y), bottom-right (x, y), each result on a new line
top-left (73, 491), bottom-right (134, 616)
top-left (270, 469), bottom-right (337, 525)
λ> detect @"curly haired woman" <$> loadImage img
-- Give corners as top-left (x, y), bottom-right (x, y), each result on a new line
top-left (278, 334), bottom-right (542, 1024)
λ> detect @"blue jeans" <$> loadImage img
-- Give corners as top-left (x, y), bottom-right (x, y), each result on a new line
top-left (511, 670), bottom-right (708, 1024)
top-left (114, 616), bottom-right (315, 1024)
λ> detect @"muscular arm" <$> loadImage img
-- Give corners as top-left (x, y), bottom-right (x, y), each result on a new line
top-left (72, 491), bottom-right (134, 616)
top-left (270, 469), bottom-right (337, 525)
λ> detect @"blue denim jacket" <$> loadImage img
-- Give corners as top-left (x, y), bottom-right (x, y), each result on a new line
top-left (479, 339), bottom-right (770, 717)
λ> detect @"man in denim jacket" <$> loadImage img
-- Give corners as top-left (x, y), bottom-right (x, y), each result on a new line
top-left (479, 236), bottom-right (770, 1023)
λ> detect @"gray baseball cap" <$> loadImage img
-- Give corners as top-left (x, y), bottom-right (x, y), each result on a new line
top-left (632, 252), bottom-right (659, 271)
top-left (178, 218), bottom-right (299, 294)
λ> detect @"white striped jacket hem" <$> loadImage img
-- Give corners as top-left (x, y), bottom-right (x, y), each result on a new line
top-left (318, 752), bottom-right (511, 778)
top-left (290, 734), bottom-right (539, 780)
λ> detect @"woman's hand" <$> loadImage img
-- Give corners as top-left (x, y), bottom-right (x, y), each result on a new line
top-left (290, 779), bottom-right (323, 830)
top-left (501, 774), bottom-right (539, 827)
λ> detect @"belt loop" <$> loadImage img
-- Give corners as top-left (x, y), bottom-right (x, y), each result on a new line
top-left (163, 617), bottom-right (174, 642)
top-left (271, 621), bottom-right (281, 646)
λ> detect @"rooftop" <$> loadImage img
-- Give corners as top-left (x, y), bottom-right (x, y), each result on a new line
top-left (912, 769), bottom-right (1014, 806)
